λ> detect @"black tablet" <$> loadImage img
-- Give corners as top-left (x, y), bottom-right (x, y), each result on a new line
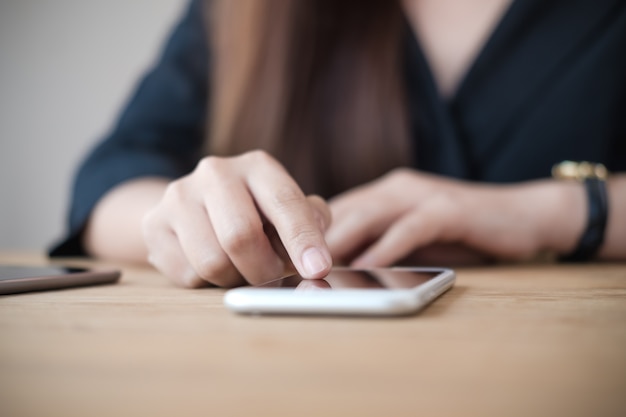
top-left (0, 265), bottom-right (121, 295)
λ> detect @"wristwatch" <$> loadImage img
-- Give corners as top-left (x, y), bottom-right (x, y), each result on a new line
top-left (552, 161), bottom-right (609, 262)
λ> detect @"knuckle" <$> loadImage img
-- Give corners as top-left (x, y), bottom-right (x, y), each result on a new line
top-left (194, 252), bottom-right (232, 284)
top-left (243, 149), bottom-right (275, 165)
top-left (272, 185), bottom-right (305, 211)
top-left (388, 167), bottom-right (412, 180)
top-left (163, 179), bottom-right (186, 202)
top-left (195, 155), bottom-right (241, 186)
top-left (384, 167), bottom-right (413, 186)
top-left (196, 155), bottom-right (223, 175)
top-left (220, 220), bottom-right (264, 254)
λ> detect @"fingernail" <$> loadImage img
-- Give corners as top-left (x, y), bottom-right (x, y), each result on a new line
top-left (301, 247), bottom-right (330, 277)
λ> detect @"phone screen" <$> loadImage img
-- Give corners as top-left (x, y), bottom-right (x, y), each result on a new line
top-left (260, 269), bottom-right (441, 290)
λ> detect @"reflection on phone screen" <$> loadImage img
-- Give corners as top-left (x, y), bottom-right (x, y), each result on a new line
top-left (259, 269), bottom-right (439, 290)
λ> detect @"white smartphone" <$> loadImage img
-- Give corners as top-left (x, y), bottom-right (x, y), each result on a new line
top-left (223, 267), bottom-right (455, 316)
top-left (0, 265), bottom-right (121, 295)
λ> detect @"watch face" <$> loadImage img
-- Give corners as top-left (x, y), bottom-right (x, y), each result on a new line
top-left (552, 161), bottom-right (608, 180)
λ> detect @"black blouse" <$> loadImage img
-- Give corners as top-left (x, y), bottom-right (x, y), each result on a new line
top-left (51, 0), bottom-right (626, 256)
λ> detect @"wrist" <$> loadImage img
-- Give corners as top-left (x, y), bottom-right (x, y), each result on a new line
top-left (551, 161), bottom-right (610, 261)
top-left (533, 180), bottom-right (587, 256)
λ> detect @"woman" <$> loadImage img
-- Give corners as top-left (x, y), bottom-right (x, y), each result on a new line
top-left (52, 0), bottom-right (626, 287)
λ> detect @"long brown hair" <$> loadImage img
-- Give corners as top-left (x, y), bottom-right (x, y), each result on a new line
top-left (207, 0), bottom-right (412, 197)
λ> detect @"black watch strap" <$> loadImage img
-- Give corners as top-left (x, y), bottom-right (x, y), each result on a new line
top-left (552, 161), bottom-right (610, 262)
top-left (560, 177), bottom-right (609, 262)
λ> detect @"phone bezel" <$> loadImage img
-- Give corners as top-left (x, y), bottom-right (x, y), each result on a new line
top-left (223, 267), bottom-right (455, 316)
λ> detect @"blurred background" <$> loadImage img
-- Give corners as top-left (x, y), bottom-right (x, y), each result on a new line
top-left (0, 0), bottom-right (185, 251)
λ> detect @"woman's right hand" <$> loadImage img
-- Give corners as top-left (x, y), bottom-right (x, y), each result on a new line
top-left (141, 150), bottom-right (332, 288)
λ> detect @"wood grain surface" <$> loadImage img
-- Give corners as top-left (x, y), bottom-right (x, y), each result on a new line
top-left (1, 252), bottom-right (625, 417)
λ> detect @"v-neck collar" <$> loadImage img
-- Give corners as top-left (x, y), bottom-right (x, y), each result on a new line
top-left (451, 0), bottom-right (526, 104)
top-left (403, 0), bottom-right (527, 180)
top-left (405, 31), bottom-right (474, 178)
top-left (404, 0), bottom-right (624, 180)
top-left (404, 0), bottom-right (522, 105)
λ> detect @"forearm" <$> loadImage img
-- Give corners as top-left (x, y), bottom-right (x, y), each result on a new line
top-left (83, 178), bottom-right (169, 264)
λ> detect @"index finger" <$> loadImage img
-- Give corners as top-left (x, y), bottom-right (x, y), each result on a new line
top-left (244, 154), bottom-right (332, 279)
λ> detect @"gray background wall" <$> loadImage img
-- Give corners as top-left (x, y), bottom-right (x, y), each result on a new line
top-left (0, 0), bottom-right (185, 250)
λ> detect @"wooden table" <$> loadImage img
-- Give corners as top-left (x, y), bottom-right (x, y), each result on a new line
top-left (1, 252), bottom-right (625, 417)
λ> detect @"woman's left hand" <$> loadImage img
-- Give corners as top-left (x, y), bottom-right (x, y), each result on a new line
top-left (325, 168), bottom-right (587, 267)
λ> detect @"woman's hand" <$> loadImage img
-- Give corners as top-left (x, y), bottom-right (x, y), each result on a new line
top-left (141, 150), bottom-right (332, 288)
top-left (325, 168), bottom-right (587, 267)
